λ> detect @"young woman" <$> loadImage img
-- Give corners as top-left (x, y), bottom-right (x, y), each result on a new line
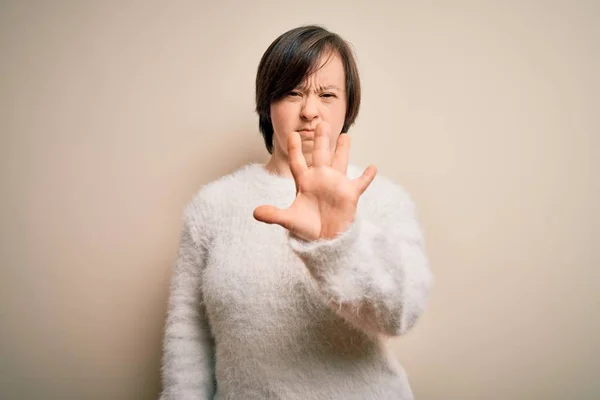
top-left (160, 25), bottom-right (433, 400)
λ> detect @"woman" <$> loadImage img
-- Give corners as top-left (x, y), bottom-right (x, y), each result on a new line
top-left (160, 25), bottom-right (433, 400)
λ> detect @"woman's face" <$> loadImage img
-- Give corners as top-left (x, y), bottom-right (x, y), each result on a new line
top-left (270, 51), bottom-right (347, 166)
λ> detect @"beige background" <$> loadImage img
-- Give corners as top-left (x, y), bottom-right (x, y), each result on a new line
top-left (1, 1), bottom-right (598, 399)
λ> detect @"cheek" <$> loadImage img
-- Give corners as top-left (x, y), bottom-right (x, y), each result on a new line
top-left (270, 104), bottom-right (282, 131)
top-left (270, 102), bottom-right (297, 153)
top-left (270, 103), bottom-right (294, 132)
top-left (327, 101), bottom-right (346, 132)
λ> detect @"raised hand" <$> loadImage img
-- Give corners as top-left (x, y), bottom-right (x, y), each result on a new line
top-left (253, 122), bottom-right (377, 241)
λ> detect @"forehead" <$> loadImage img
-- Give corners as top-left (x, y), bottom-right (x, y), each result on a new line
top-left (300, 51), bottom-right (345, 89)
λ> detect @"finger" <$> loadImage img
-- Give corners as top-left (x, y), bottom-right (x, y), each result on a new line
top-left (253, 205), bottom-right (294, 230)
top-left (312, 122), bottom-right (331, 167)
top-left (287, 131), bottom-right (307, 182)
top-left (331, 134), bottom-right (350, 174)
top-left (354, 165), bottom-right (378, 195)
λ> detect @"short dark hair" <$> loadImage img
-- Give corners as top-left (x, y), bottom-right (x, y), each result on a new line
top-left (255, 25), bottom-right (361, 154)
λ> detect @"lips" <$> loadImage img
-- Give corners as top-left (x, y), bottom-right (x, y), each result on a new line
top-left (297, 129), bottom-right (315, 138)
top-left (297, 131), bottom-right (315, 142)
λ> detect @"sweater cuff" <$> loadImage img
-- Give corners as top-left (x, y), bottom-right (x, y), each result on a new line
top-left (288, 217), bottom-right (362, 274)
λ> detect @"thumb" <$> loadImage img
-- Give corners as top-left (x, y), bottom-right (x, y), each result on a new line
top-left (253, 205), bottom-right (291, 228)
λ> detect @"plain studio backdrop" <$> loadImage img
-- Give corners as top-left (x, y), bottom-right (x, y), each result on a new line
top-left (0, 1), bottom-right (598, 399)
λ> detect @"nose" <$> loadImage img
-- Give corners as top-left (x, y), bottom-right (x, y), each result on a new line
top-left (300, 94), bottom-right (319, 121)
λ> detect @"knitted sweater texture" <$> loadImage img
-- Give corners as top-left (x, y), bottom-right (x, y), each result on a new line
top-left (160, 163), bottom-right (433, 400)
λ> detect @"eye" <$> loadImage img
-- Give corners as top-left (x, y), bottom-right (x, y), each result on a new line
top-left (321, 93), bottom-right (336, 98)
top-left (287, 91), bottom-right (301, 97)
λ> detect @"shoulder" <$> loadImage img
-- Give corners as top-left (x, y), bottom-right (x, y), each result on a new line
top-left (182, 163), bottom-right (262, 231)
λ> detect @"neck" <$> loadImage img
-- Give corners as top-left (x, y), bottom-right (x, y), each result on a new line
top-left (264, 154), bottom-right (293, 178)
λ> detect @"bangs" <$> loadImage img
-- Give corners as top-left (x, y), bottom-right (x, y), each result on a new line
top-left (268, 40), bottom-right (337, 101)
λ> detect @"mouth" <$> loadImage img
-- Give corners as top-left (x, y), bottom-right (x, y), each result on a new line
top-left (297, 129), bottom-right (315, 139)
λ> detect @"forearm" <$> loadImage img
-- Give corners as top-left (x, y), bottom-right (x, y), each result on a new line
top-left (160, 222), bottom-right (215, 399)
top-left (161, 296), bottom-right (215, 399)
top-left (290, 215), bottom-right (433, 337)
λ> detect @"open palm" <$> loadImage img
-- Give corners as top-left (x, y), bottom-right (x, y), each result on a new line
top-left (254, 122), bottom-right (377, 241)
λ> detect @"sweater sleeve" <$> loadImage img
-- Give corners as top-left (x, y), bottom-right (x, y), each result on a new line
top-left (160, 216), bottom-right (215, 399)
top-left (288, 179), bottom-right (433, 337)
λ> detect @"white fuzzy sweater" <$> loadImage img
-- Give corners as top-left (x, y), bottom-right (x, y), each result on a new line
top-left (160, 163), bottom-right (433, 400)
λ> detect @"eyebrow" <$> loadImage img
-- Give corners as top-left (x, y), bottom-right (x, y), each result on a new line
top-left (296, 83), bottom-right (342, 92)
top-left (296, 81), bottom-right (341, 91)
